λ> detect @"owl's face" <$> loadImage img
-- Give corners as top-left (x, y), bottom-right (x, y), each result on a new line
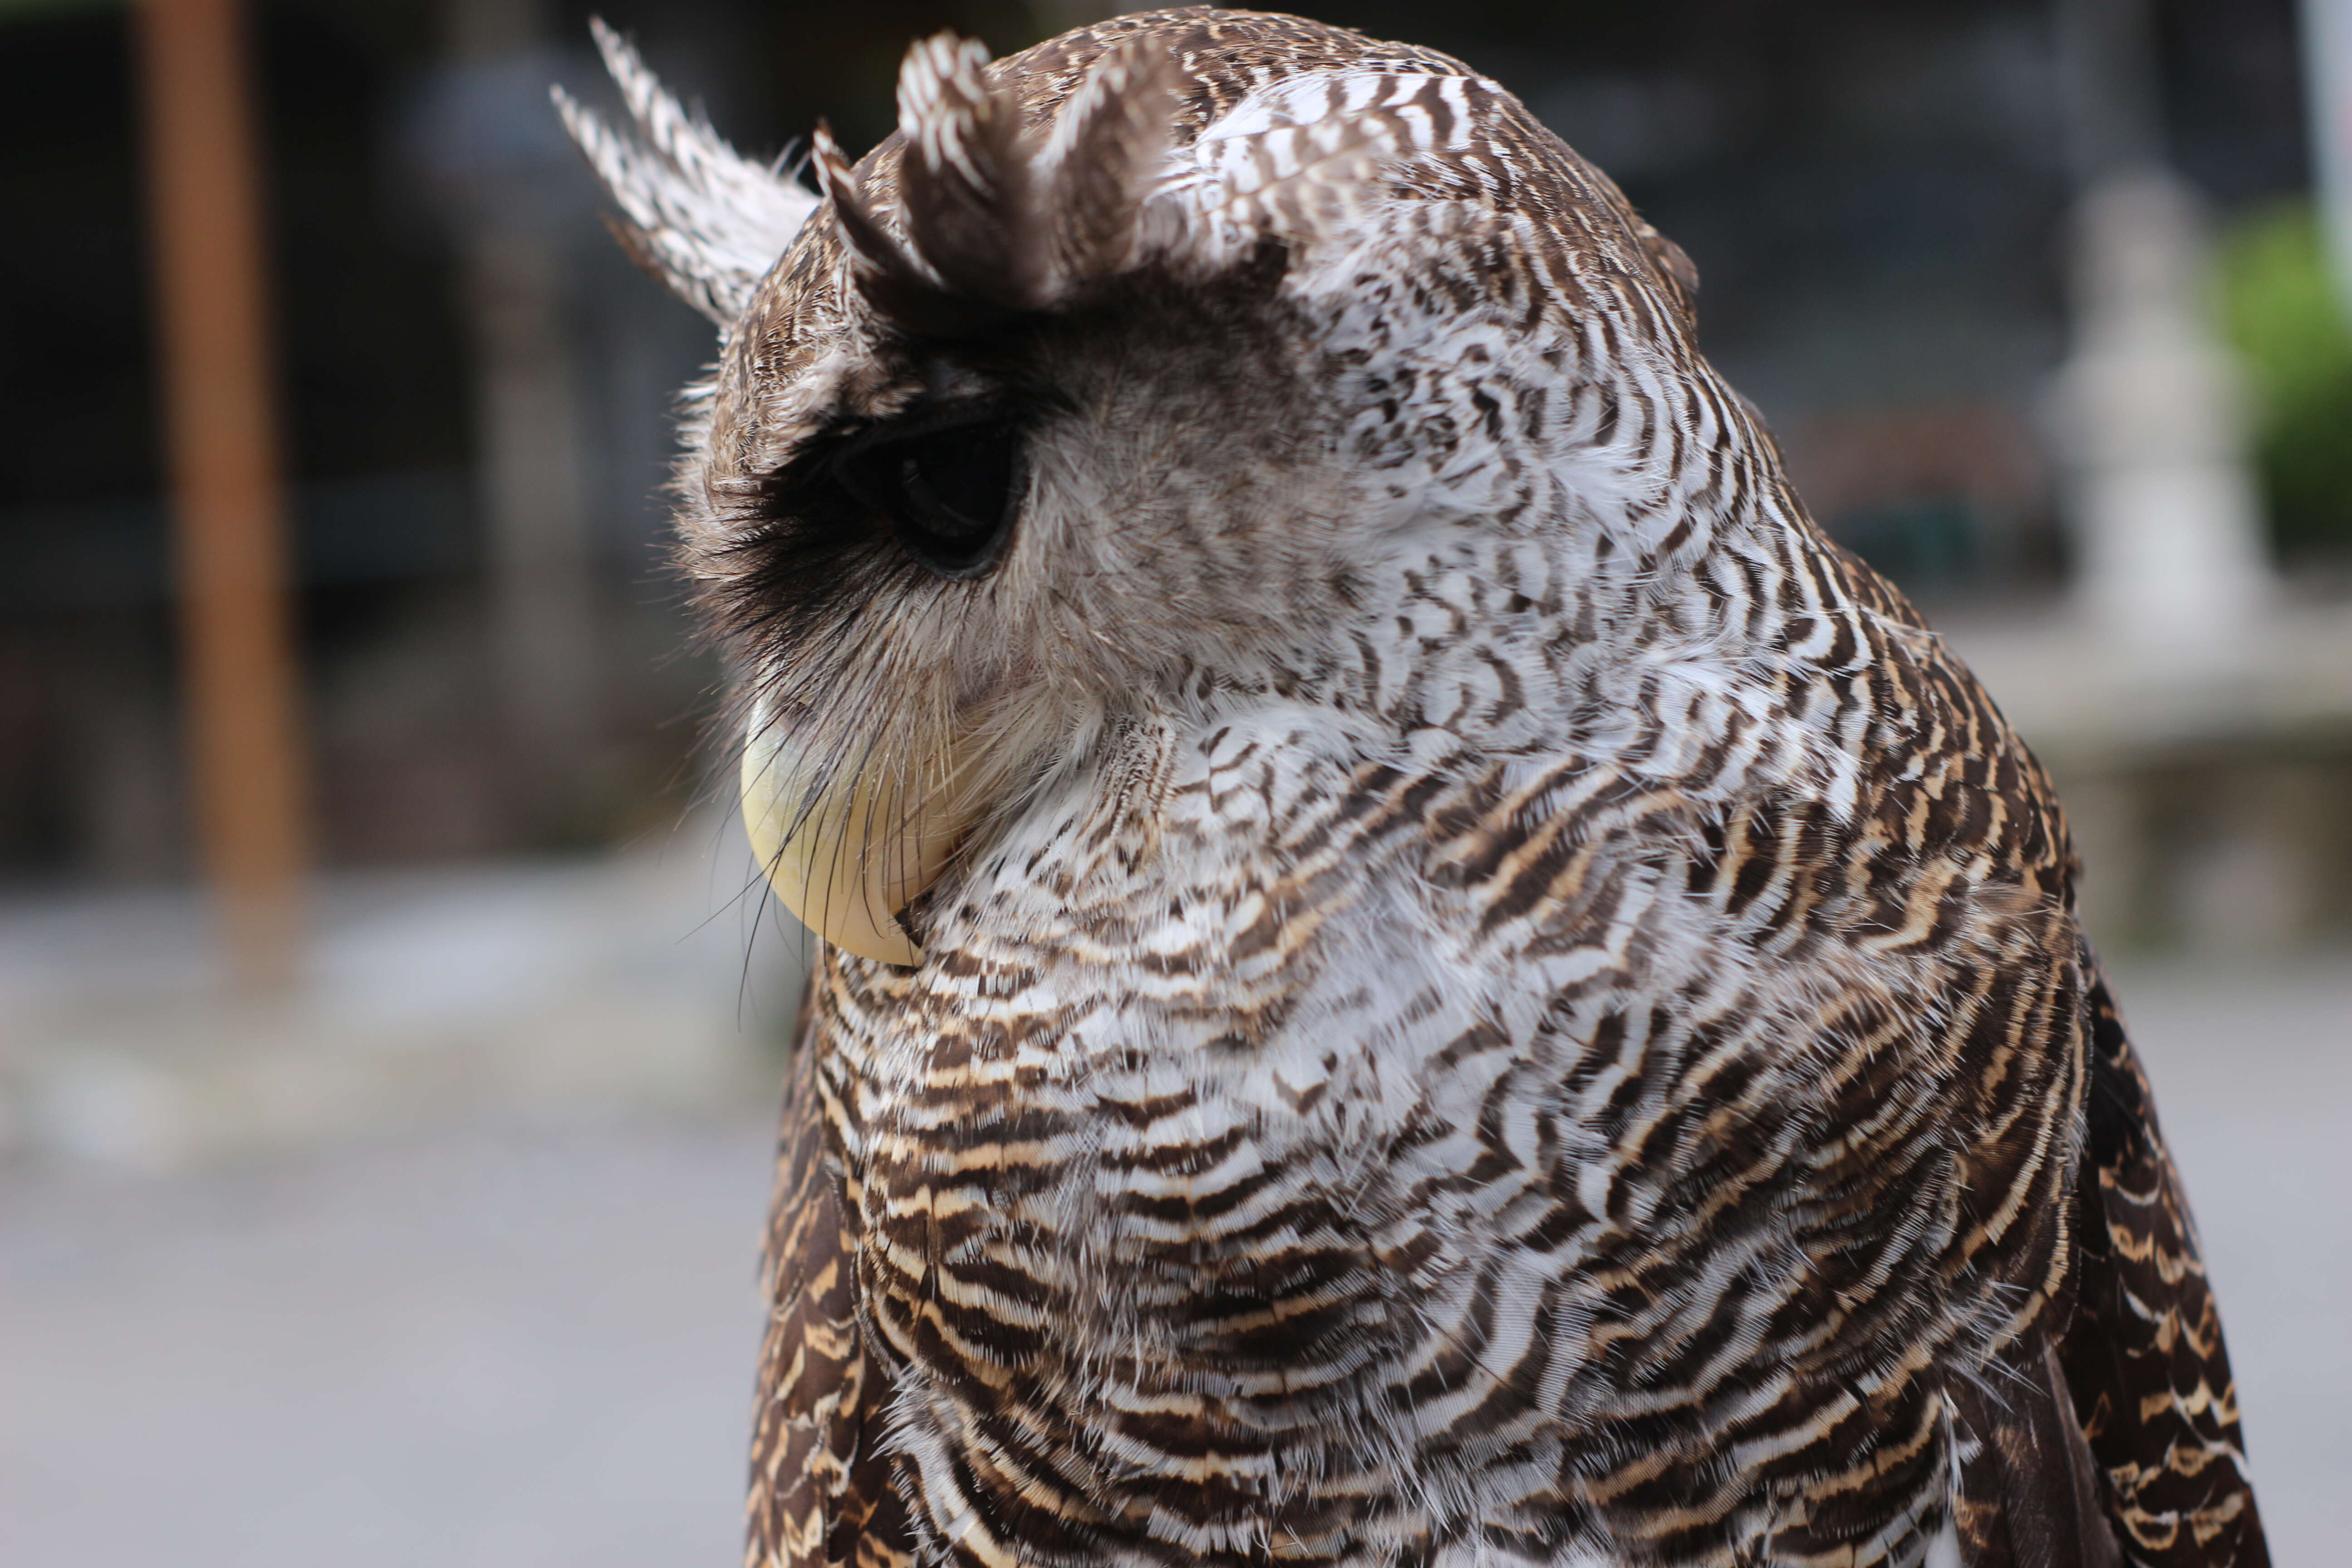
top-left (710, 246), bottom-right (1358, 723)
top-left (561, 17), bottom-right (1711, 960)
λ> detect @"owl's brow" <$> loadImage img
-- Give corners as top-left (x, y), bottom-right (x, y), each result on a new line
top-left (799, 355), bottom-right (1072, 455)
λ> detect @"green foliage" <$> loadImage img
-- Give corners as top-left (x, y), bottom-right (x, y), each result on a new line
top-left (2217, 201), bottom-right (2352, 559)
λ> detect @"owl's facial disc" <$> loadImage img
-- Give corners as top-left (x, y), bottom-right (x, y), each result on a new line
top-left (740, 705), bottom-right (975, 965)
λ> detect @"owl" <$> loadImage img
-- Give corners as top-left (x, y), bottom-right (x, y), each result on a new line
top-left (557, 10), bottom-right (2268, 1567)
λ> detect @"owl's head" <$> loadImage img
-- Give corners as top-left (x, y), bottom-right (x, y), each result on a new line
top-left (560, 9), bottom-right (1727, 963)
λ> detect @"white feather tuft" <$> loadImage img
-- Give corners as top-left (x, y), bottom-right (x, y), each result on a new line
top-left (553, 18), bottom-right (818, 327)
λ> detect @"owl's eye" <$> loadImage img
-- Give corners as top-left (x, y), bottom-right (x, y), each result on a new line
top-left (836, 413), bottom-right (1025, 580)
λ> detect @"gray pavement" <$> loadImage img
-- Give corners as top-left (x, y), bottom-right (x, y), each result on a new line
top-left (2, 954), bottom-right (2345, 1566)
top-left (2109, 955), bottom-right (2352, 1568)
top-left (1, 1110), bottom-right (781, 1568)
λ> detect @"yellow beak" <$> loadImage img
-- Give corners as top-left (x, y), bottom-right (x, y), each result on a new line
top-left (740, 713), bottom-right (965, 966)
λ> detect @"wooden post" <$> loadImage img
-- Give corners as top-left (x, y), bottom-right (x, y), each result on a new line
top-left (134, 0), bottom-right (307, 990)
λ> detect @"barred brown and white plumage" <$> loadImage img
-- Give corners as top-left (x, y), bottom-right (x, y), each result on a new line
top-left (559, 10), bottom-right (2269, 1566)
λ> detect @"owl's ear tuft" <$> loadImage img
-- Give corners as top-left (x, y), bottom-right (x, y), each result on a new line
top-left (1038, 36), bottom-right (1182, 288)
top-left (892, 33), bottom-right (1042, 309)
top-left (554, 18), bottom-right (818, 328)
top-left (808, 121), bottom-right (1006, 339)
top-left (823, 33), bottom-right (1182, 335)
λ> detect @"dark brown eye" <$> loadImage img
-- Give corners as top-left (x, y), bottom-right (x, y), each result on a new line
top-left (837, 415), bottom-right (1024, 579)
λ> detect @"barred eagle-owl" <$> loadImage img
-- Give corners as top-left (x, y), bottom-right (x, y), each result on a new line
top-left (558, 10), bottom-right (2267, 1567)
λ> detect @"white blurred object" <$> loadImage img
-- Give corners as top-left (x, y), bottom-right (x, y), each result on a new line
top-left (2305, 0), bottom-right (2352, 318)
top-left (0, 817), bottom-right (804, 1169)
top-left (2056, 168), bottom-right (2271, 670)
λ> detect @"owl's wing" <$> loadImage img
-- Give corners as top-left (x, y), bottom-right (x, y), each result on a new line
top-left (747, 997), bottom-right (913, 1568)
top-left (2051, 971), bottom-right (2268, 1568)
top-left (1949, 1327), bottom-right (2121, 1568)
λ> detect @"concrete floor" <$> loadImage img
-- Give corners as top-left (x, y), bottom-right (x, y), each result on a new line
top-left (2112, 955), bottom-right (2352, 1568)
top-left (0, 1111), bottom-right (781, 1568)
top-left (2, 955), bottom-right (2344, 1567)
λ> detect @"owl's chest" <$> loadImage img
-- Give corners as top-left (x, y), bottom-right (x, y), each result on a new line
top-left (834, 902), bottom-right (1461, 1340)
top-left (824, 725), bottom-right (1683, 1381)
top-left (830, 809), bottom-right (1553, 1393)
top-left (805, 724), bottom-right (2016, 1567)
top-left (820, 828), bottom-right (1710, 1448)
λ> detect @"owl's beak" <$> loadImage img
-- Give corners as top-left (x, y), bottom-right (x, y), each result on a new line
top-left (740, 710), bottom-right (968, 966)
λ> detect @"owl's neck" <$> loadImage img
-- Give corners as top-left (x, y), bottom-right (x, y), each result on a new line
top-left (1218, 472), bottom-right (1882, 819)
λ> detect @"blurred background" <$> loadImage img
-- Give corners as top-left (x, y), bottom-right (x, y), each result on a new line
top-left (1, 0), bottom-right (2347, 1562)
